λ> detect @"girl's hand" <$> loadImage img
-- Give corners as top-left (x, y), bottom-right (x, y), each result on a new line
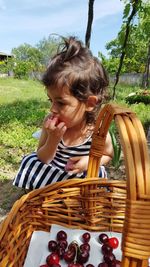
top-left (65, 156), bottom-right (89, 175)
top-left (37, 115), bottom-right (67, 164)
top-left (44, 116), bottom-right (67, 143)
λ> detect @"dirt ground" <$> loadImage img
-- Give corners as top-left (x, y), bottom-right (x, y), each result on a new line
top-left (0, 164), bottom-right (126, 223)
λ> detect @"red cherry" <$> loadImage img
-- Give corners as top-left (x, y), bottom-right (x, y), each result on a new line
top-left (108, 237), bottom-right (119, 249)
top-left (68, 264), bottom-right (84, 267)
top-left (63, 249), bottom-right (76, 263)
top-left (58, 239), bottom-right (68, 249)
top-left (82, 232), bottom-right (91, 243)
top-left (99, 233), bottom-right (109, 244)
top-left (57, 230), bottom-right (67, 241)
top-left (98, 263), bottom-right (108, 267)
top-left (111, 260), bottom-right (121, 267)
top-left (77, 249), bottom-right (89, 264)
top-left (80, 243), bottom-right (90, 252)
top-left (103, 253), bottom-right (116, 265)
top-left (101, 244), bottom-right (113, 254)
top-left (46, 253), bottom-right (60, 266)
top-left (40, 265), bottom-right (49, 267)
top-left (48, 240), bottom-right (58, 252)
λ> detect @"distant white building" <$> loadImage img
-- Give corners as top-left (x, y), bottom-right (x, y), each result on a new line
top-left (0, 52), bottom-right (12, 61)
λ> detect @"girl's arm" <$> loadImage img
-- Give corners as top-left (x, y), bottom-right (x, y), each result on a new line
top-left (37, 114), bottom-right (67, 164)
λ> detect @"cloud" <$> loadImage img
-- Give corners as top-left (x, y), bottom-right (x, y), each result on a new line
top-left (0, 0), bottom-right (124, 54)
top-left (94, 0), bottom-right (124, 20)
top-left (0, 0), bottom-right (6, 10)
top-left (0, 0), bottom-right (123, 33)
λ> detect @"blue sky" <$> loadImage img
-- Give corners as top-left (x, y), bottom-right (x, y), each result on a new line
top-left (0, 0), bottom-right (124, 57)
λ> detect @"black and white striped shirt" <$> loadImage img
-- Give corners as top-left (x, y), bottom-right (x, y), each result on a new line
top-left (13, 136), bottom-right (99, 190)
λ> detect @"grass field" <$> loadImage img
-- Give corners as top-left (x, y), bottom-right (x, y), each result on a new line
top-left (0, 77), bottom-right (150, 181)
top-left (0, 77), bottom-right (49, 181)
top-left (0, 77), bottom-right (149, 213)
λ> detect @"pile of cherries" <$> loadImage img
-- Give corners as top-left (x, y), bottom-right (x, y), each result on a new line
top-left (98, 233), bottom-right (121, 267)
top-left (40, 230), bottom-right (121, 267)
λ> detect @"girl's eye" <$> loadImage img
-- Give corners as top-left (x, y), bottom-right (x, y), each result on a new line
top-left (47, 99), bottom-right (65, 106)
top-left (57, 101), bottom-right (65, 106)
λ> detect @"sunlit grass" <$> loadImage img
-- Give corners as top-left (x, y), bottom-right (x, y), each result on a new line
top-left (0, 78), bottom-right (149, 181)
top-left (0, 77), bottom-right (49, 179)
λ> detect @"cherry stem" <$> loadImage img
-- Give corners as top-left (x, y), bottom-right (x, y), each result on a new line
top-left (70, 241), bottom-right (79, 264)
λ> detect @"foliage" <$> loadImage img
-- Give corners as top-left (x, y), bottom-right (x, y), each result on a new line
top-left (4, 36), bottom-right (59, 79)
top-left (109, 123), bottom-right (122, 169)
top-left (125, 89), bottom-right (150, 104)
top-left (36, 35), bottom-right (60, 66)
top-left (0, 61), bottom-right (7, 74)
top-left (99, 0), bottom-right (150, 75)
top-left (109, 84), bottom-right (150, 134)
top-left (11, 43), bottom-right (43, 78)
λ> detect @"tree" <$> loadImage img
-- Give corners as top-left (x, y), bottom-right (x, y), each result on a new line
top-left (99, 0), bottom-right (150, 96)
top-left (36, 35), bottom-right (59, 66)
top-left (112, 0), bottom-right (140, 99)
top-left (10, 37), bottom-right (59, 79)
top-left (11, 43), bottom-right (43, 78)
top-left (85, 0), bottom-right (95, 48)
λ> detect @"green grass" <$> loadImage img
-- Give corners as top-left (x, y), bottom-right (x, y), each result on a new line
top-left (0, 77), bottom-right (49, 179)
top-left (109, 84), bottom-right (150, 133)
top-left (0, 77), bottom-right (149, 181)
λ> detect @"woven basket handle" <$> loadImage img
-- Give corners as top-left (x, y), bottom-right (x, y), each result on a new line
top-left (86, 103), bottom-right (150, 265)
top-left (87, 103), bottom-right (150, 199)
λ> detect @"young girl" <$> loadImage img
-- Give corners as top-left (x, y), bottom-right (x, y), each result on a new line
top-left (13, 36), bottom-right (113, 190)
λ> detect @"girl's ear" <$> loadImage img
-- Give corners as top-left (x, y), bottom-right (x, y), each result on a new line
top-left (86, 96), bottom-right (98, 111)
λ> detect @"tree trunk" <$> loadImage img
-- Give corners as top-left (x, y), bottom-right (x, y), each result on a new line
top-left (142, 41), bottom-right (150, 89)
top-left (112, 0), bottom-right (139, 99)
top-left (85, 0), bottom-right (95, 48)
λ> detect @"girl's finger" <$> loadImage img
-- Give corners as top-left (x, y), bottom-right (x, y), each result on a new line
top-left (57, 122), bottom-right (66, 129)
top-left (69, 156), bottom-right (81, 162)
top-left (45, 117), bottom-right (58, 129)
top-left (44, 118), bottom-right (51, 128)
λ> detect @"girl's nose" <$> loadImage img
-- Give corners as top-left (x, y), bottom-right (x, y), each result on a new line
top-left (50, 103), bottom-right (58, 114)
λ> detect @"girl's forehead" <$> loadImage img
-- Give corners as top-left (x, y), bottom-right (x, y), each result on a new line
top-left (47, 85), bottom-right (71, 98)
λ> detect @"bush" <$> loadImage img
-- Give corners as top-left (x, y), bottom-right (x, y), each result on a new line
top-left (125, 89), bottom-right (150, 105)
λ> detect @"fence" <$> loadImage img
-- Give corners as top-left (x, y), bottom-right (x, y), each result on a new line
top-left (109, 73), bottom-right (144, 86)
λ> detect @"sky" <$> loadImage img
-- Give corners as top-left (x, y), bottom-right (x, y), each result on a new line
top-left (0, 0), bottom-right (124, 57)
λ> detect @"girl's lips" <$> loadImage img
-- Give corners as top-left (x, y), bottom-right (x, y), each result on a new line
top-left (51, 115), bottom-right (62, 125)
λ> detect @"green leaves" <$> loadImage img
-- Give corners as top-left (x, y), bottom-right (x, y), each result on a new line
top-left (125, 90), bottom-right (150, 104)
top-left (109, 125), bottom-right (122, 170)
top-left (101, 0), bottom-right (150, 75)
top-left (123, 3), bottom-right (131, 20)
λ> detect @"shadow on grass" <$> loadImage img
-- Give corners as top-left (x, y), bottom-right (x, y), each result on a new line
top-left (0, 99), bottom-right (49, 126)
top-left (0, 179), bottom-right (25, 214)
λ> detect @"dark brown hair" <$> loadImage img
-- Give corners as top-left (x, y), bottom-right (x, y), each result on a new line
top-left (42, 36), bottom-right (109, 124)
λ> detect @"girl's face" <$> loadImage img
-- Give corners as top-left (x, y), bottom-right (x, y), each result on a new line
top-left (47, 85), bottom-right (87, 129)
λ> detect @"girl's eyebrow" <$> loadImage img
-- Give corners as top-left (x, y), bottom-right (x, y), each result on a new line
top-left (47, 95), bottom-right (68, 102)
top-left (54, 95), bottom-right (69, 101)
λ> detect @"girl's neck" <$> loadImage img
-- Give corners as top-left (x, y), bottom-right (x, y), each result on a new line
top-left (63, 122), bottom-right (94, 146)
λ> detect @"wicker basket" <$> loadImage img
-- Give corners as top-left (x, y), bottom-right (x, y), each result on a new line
top-left (0, 103), bottom-right (150, 267)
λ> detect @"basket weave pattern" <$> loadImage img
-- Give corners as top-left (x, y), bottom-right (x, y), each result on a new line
top-left (0, 103), bottom-right (150, 267)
